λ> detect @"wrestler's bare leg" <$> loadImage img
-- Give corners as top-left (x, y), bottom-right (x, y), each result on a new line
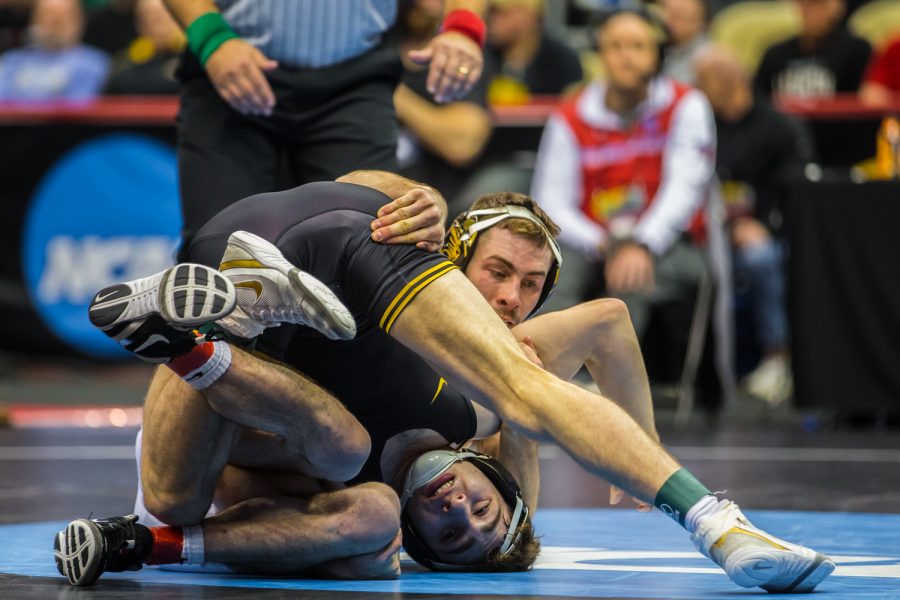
top-left (199, 475), bottom-right (401, 578)
top-left (390, 270), bottom-right (678, 502)
top-left (141, 346), bottom-right (369, 525)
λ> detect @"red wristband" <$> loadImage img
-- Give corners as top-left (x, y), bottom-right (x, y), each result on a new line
top-left (440, 9), bottom-right (486, 48)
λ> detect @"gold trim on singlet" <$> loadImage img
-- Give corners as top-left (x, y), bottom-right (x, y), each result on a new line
top-left (379, 261), bottom-right (458, 333)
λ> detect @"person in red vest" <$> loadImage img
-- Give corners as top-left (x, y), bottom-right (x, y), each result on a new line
top-left (530, 7), bottom-right (716, 343)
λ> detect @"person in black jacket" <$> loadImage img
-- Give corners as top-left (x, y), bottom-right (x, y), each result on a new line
top-left (754, 0), bottom-right (871, 98)
top-left (697, 45), bottom-right (815, 404)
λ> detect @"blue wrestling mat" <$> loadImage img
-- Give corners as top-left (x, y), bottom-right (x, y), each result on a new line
top-left (3, 509), bottom-right (898, 599)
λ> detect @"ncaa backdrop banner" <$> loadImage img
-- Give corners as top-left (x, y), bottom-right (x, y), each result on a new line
top-left (22, 133), bottom-right (181, 359)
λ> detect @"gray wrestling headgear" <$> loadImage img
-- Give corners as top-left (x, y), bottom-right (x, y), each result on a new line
top-left (399, 449), bottom-right (530, 571)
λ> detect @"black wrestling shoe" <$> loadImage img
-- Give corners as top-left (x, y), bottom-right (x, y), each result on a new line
top-left (54, 515), bottom-right (150, 586)
top-left (88, 264), bottom-right (236, 363)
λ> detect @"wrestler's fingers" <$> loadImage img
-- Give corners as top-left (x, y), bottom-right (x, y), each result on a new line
top-left (610, 485), bottom-right (624, 505)
top-left (372, 208), bottom-right (443, 244)
top-left (375, 190), bottom-right (418, 220)
top-left (518, 336), bottom-right (543, 368)
top-left (373, 223), bottom-right (445, 247)
top-left (375, 189), bottom-right (436, 222)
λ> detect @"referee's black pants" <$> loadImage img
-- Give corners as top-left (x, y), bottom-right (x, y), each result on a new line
top-left (175, 46), bottom-right (402, 261)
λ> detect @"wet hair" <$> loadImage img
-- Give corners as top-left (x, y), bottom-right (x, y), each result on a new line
top-left (469, 514), bottom-right (541, 572)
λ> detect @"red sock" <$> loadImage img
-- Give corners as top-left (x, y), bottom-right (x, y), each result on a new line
top-left (168, 341), bottom-right (215, 376)
top-left (145, 526), bottom-right (184, 565)
top-left (167, 340), bottom-right (232, 390)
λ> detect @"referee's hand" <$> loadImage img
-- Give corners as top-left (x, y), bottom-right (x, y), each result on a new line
top-left (407, 31), bottom-right (483, 104)
top-left (205, 39), bottom-right (278, 117)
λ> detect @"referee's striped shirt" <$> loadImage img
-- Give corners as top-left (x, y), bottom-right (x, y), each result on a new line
top-left (216, 0), bottom-right (397, 68)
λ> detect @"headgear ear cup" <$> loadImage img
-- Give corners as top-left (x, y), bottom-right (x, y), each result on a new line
top-left (443, 214), bottom-right (478, 267)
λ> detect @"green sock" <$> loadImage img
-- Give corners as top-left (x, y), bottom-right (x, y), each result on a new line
top-left (654, 468), bottom-right (711, 526)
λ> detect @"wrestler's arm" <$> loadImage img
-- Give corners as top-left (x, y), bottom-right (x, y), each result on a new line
top-left (336, 170), bottom-right (448, 251)
top-left (474, 300), bottom-right (661, 510)
top-left (512, 301), bottom-right (658, 440)
top-left (512, 301), bottom-right (656, 510)
top-left (467, 338), bottom-right (542, 510)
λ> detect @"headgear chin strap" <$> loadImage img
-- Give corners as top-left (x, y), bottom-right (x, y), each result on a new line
top-left (443, 205), bottom-right (562, 318)
top-left (399, 449), bottom-right (531, 571)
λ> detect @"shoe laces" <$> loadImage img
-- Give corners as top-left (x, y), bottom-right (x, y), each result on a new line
top-left (691, 500), bottom-right (746, 556)
top-left (96, 516), bottom-right (136, 547)
top-left (94, 516), bottom-right (142, 570)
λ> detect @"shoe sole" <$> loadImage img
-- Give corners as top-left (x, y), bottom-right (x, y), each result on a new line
top-left (89, 264), bottom-right (236, 332)
top-left (764, 553), bottom-right (835, 593)
top-left (226, 231), bottom-right (357, 341)
top-left (726, 547), bottom-right (835, 592)
top-left (54, 519), bottom-right (104, 586)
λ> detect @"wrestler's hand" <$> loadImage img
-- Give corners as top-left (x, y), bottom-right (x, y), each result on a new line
top-left (407, 31), bottom-right (483, 104)
top-left (605, 242), bottom-right (655, 294)
top-left (609, 485), bottom-right (653, 512)
top-left (371, 188), bottom-right (447, 251)
top-left (205, 38), bottom-right (278, 116)
top-left (518, 336), bottom-right (544, 369)
top-left (318, 529), bottom-right (402, 579)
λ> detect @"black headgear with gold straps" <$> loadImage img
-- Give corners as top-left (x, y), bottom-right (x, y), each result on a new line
top-left (442, 205), bottom-right (562, 318)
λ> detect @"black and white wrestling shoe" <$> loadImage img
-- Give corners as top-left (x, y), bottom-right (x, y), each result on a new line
top-left (88, 264), bottom-right (236, 363)
top-left (54, 514), bottom-right (149, 586)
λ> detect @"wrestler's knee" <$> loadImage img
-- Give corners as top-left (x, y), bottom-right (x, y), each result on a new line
top-left (582, 297), bottom-right (631, 329)
top-left (140, 455), bottom-right (221, 526)
top-left (312, 425), bottom-right (371, 482)
top-left (341, 482), bottom-right (401, 549)
top-left (142, 484), bottom-right (211, 527)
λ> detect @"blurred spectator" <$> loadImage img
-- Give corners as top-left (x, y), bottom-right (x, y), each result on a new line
top-left (106, 0), bottom-right (184, 94)
top-left (0, 0), bottom-right (109, 102)
top-left (83, 0), bottom-right (137, 55)
top-left (485, 0), bottom-right (583, 104)
top-left (531, 8), bottom-right (716, 342)
top-left (859, 36), bottom-right (900, 106)
top-left (453, 0), bottom-right (584, 212)
top-left (695, 45), bottom-right (814, 405)
top-left (754, 0), bottom-right (871, 98)
top-left (395, 0), bottom-right (493, 213)
top-left (659, 0), bottom-right (710, 84)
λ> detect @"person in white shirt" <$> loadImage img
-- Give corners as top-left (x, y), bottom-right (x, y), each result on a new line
top-left (531, 7), bottom-right (716, 342)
